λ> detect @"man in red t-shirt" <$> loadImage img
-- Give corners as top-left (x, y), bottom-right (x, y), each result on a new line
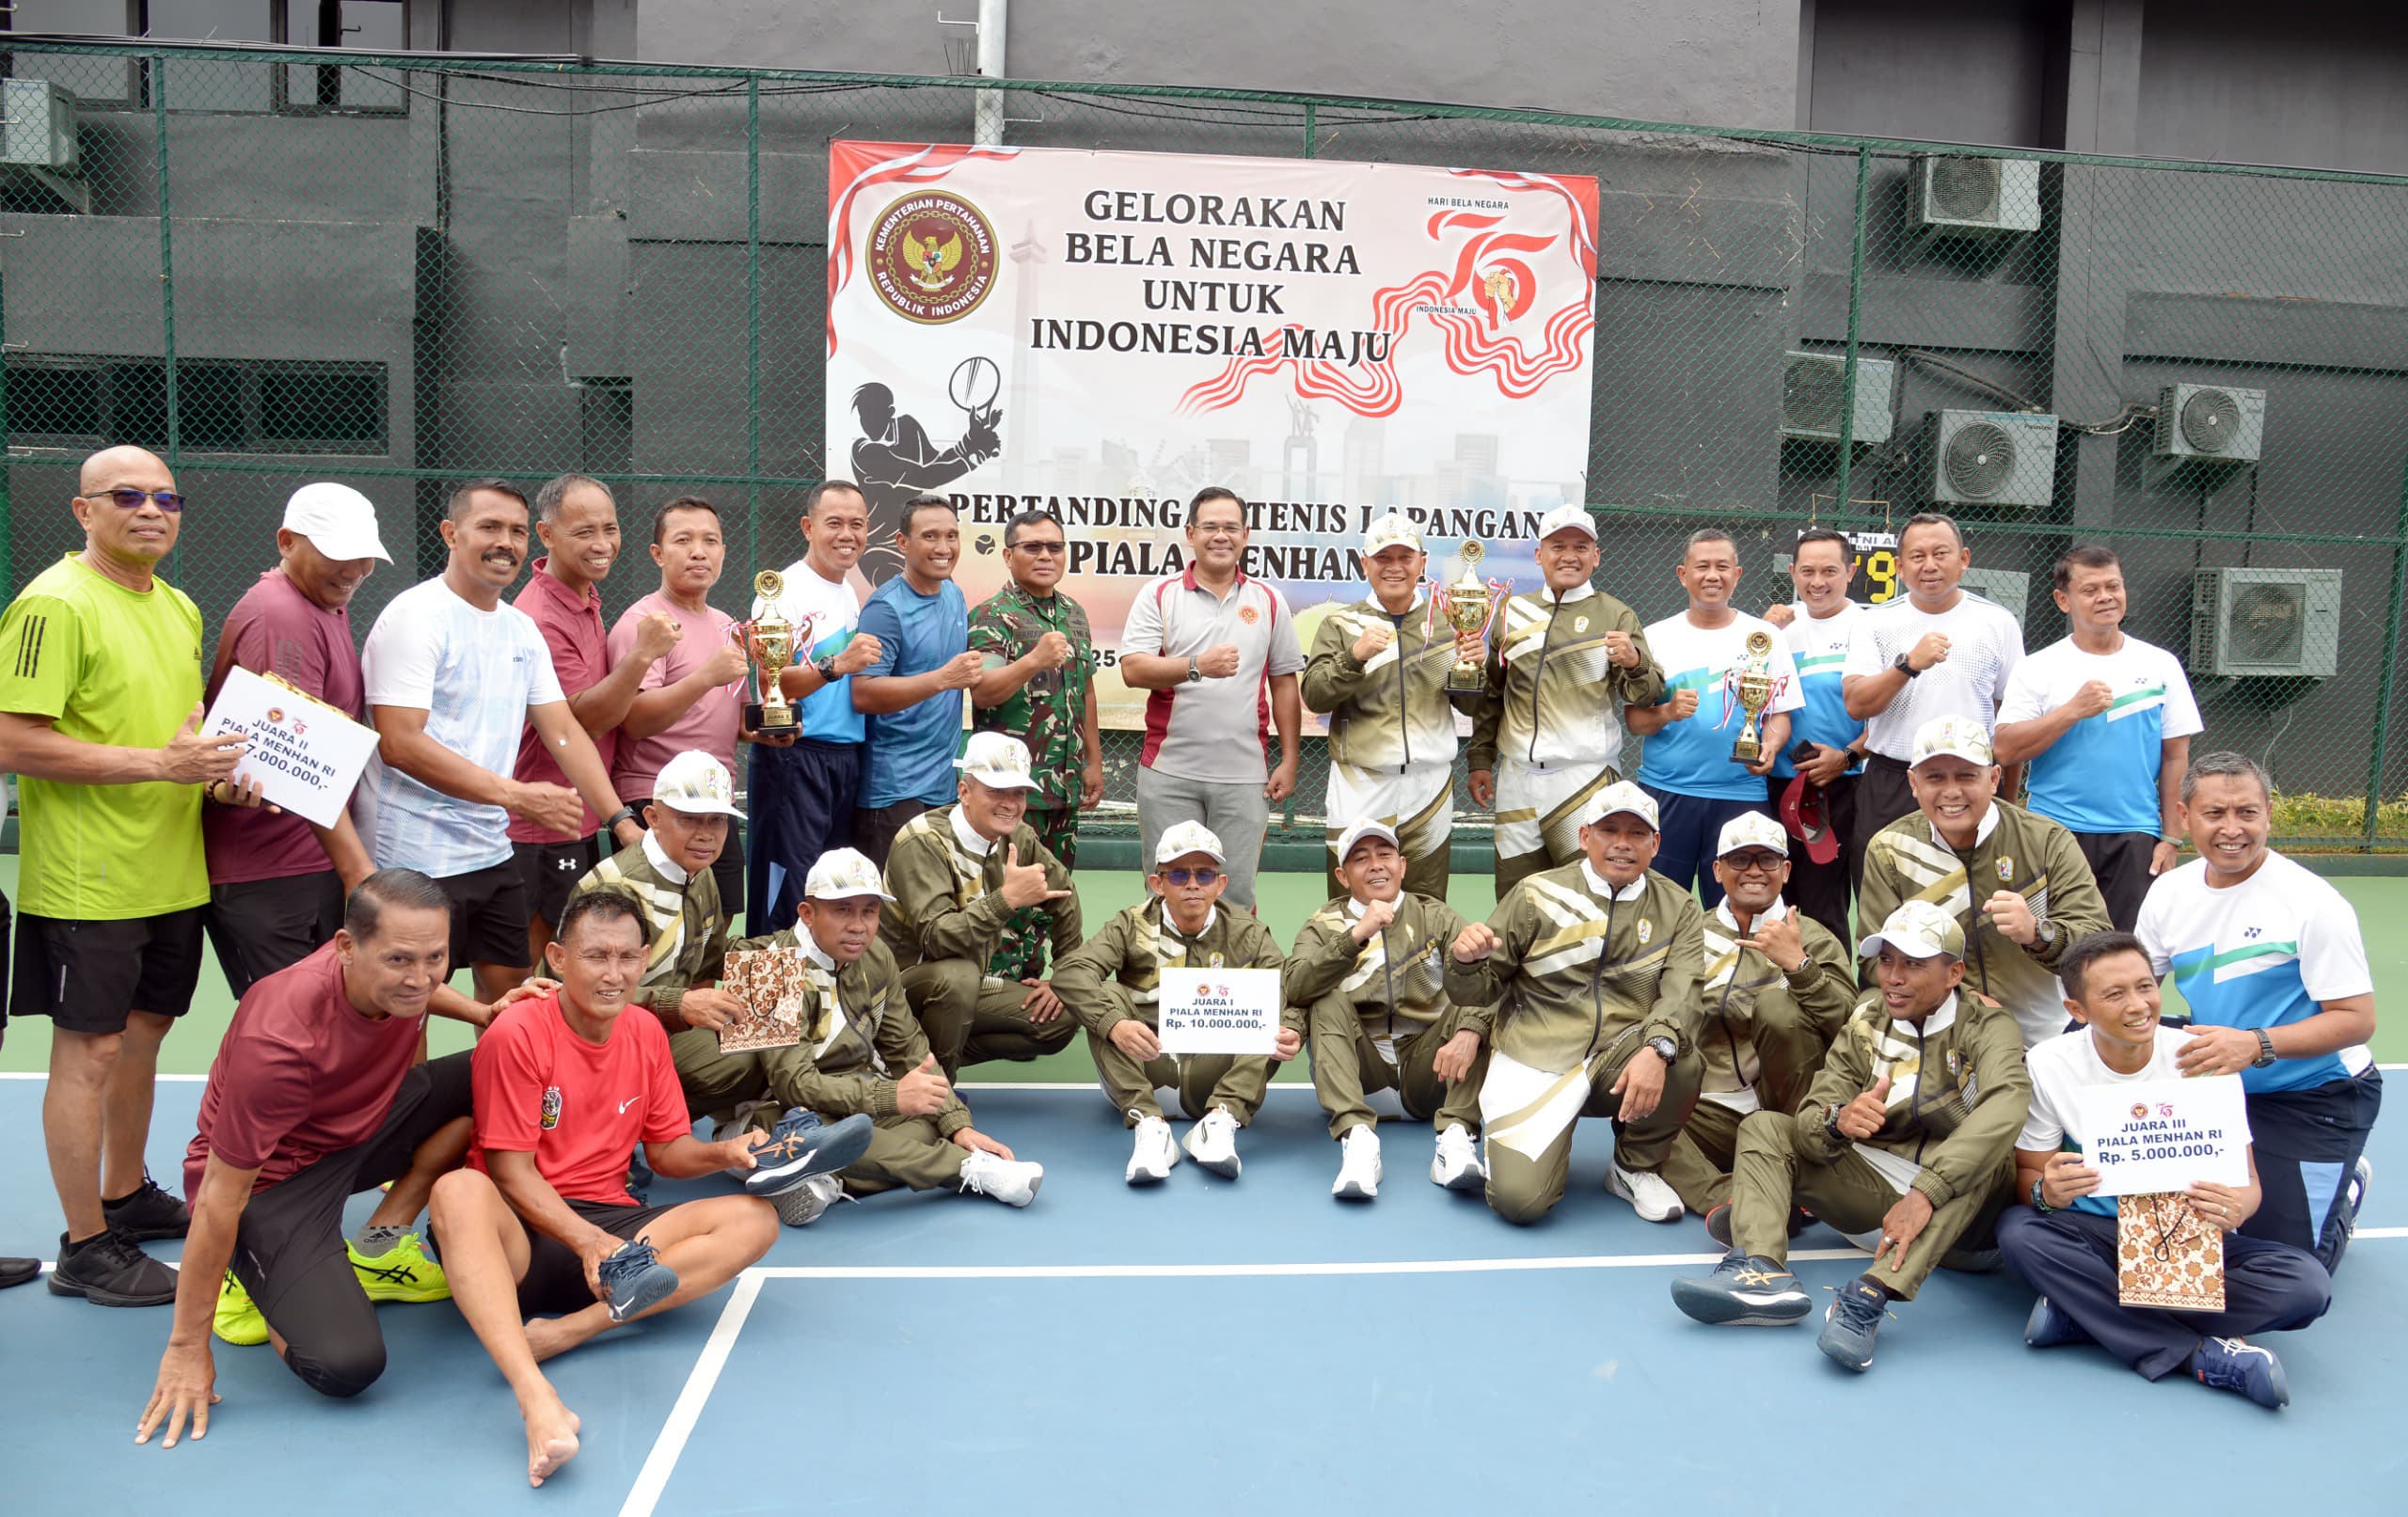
top-left (138, 870), bottom-right (515, 1450)
top-left (430, 888), bottom-right (779, 1490)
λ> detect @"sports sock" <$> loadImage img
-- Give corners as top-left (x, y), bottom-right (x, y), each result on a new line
top-left (354, 1224), bottom-right (404, 1257)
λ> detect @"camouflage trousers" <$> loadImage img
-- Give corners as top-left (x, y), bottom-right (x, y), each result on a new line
top-left (990, 805), bottom-right (1078, 980)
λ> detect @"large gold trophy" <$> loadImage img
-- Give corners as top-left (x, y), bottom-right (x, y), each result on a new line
top-left (1728, 629), bottom-right (1777, 764)
top-left (1437, 541), bottom-right (1505, 694)
top-left (739, 569), bottom-right (800, 734)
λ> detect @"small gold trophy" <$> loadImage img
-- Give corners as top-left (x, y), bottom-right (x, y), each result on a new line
top-left (740, 569), bottom-right (800, 734)
top-left (1728, 629), bottom-right (1777, 764)
top-left (1439, 540), bottom-right (1501, 694)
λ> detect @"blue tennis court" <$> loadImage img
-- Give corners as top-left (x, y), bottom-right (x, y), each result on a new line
top-left (3, 1073), bottom-right (2401, 1514)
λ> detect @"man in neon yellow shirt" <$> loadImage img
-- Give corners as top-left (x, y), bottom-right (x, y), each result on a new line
top-left (0, 446), bottom-right (251, 1308)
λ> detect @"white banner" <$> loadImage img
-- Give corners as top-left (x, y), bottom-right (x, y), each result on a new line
top-left (200, 665), bottom-right (379, 829)
top-left (1156, 967), bottom-right (1283, 1057)
top-left (2075, 1075), bottom-right (2250, 1197)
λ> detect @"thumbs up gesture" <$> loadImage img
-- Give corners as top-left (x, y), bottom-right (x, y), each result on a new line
top-left (896, 1052), bottom-right (954, 1116)
top-left (158, 702), bottom-right (248, 785)
top-left (1834, 1074), bottom-right (1893, 1141)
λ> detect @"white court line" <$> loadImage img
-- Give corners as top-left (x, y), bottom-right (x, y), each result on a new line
top-left (739, 1250), bottom-right (1872, 1279)
top-left (617, 1272), bottom-right (763, 1517)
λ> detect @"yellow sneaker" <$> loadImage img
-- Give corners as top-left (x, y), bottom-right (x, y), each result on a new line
top-left (349, 1233), bottom-right (451, 1304)
top-left (214, 1270), bottom-right (269, 1346)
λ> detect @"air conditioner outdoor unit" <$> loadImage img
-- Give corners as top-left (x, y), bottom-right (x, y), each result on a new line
top-left (1925, 409), bottom-right (2058, 508)
top-left (1781, 352), bottom-right (1894, 444)
top-left (0, 79), bottom-right (79, 172)
top-left (1912, 155), bottom-right (2040, 235)
top-left (1958, 568), bottom-right (2030, 632)
top-left (2190, 568), bottom-right (2341, 679)
top-left (2154, 383), bottom-right (2266, 463)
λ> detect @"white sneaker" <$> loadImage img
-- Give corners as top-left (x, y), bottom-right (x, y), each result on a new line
top-left (1608, 1161), bottom-right (1685, 1223)
top-left (1431, 1123), bottom-right (1486, 1192)
top-left (772, 1171), bottom-right (845, 1226)
top-left (1332, 1126), bottom-right (1382, 1200)
top-left (1125, 1114), bottom-right (1179, 1185)
top-left (1182, 1107), bottom-right (1243, 1178)
top-left (958, 1148), bottom-right (1044, 1208)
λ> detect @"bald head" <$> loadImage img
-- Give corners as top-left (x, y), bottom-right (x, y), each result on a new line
top-left (79, 445), bottom-right (172, 497)
top-left (73, 445), bottom-right (180, 574)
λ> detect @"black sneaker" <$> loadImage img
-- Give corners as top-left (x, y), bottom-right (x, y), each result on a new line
top-left (1816, 1274), bottom-right (1892, 1372)
top-left (0, 1256), bottom-right (38, 1290)
top-left (103, 1175), bottom-right (191, 1241)
top-left (48, 1228), bottom-right (179, 1306)
top-left (1670, 1249), bottom-right (1813, 1326)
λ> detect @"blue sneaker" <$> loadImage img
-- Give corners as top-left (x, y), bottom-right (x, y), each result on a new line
top-left (1671, 1249), bottom-right (1813, 1326)
top-left (744, 1110), bottom-right (875, 1198)
top-left (2023, 1294), bottom-right (2093, 1350)
top-left (1816, 1275), bottom-right (1892, 1372)
top-left (595, 1239), bottom-right (679, 1324)
top-left (2192, 1336), bottom-right (2289, 1410)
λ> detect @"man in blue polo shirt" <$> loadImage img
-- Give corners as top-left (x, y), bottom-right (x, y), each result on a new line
top-left (850, 495), bottom-right (982, 867)
top-left (1629, 529), bottom-right (1802, 908)
top-left (2136, 751), bottom-right (2379, 1273)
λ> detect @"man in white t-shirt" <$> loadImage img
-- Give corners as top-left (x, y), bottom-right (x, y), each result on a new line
top-left (1761, 528), bottom-right (1867, 943)
top-left (1998, 931), bottom-right (2329, 1409)
top-left (1629, 529), bottom-right (1802, 907)
top-left (1841, 512), bottom-right (2024, 861)
top-left (1994, 545), bottom-right (2202, 931)
top-left (355, 480), bottom-right (637, 1005)
top-left (2135, 751), bottom-right (2380, 1273)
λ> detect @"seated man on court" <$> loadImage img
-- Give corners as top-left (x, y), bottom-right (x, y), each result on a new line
top-left (427, 890), bottom-right (784, 1490)
top-left (136, 871), bottom-right (495, 1450)
top-left (1999, 930), bottom-right (2328, 1410)
top-left (715, 847), bottom-right (1045, 1224)
top-left (1671, 900), bottom-right (2030, 1374)
top-left (1284, 818), bottom-right (1488, 1200)
top-left (1054, 820), bottom-right (1300, 1184)
top-left (1657, 813), bottom-right (1856, 1217)
top-left (567, 748), bottom-right (873, 1201)
top-left (1444, 782), bottom-right (1705, 1227)
top-left (880, 732), bottom-right (1083, 1078)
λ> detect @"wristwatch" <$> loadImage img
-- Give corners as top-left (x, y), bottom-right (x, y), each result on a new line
top-left (2029, 1177), bottom-right (2057, 1214)
top-left (604, 803), bottom-right (643, 835)
top-left (1892, 651), bottom-right (1922, 679)
top-left (1185, 655), bottom-right (1203, 684)
top-left (1646, 1035), bottom-right (1677, 1064)
top-left (813, 654), bottom-right (839, 684)
top-left (2252, 1028), bottom-right (2278, 1069)
top-left (2033, 918), bottom-right (2059, 950)
top-left (1823, 1101), bottom-right (1847, 1143)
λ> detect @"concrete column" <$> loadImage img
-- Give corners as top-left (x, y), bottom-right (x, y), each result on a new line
top-left (2050, 0), bottom-right (2147, 530)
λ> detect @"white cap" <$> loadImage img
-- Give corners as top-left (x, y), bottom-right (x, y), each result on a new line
top-left (651, 750), bottom-right (745, 818)
top-left (1582, 780), bottom-right (1659, 830)
top-left (956, 731), bottom-right (1041, 792)
top-left (1363, 513), bottom-right (1423, 556)
top-left (804, 847), bottom-right (894, 901)
top-left (1910, 714), bottom-right (1995, 769)
top-left (282, 482), bottom-right (392, 563)
top-left (1535, 503), bottom-right (1598, 544)
top-left (1856, 899), bottom-right (1967, 962)
top-left (1716, 811), bottom-right (1790, 859)
top-left (1154, 819), bottom-right (1227, 866)
top-left (1334, 818), bottom-right (1401, 865)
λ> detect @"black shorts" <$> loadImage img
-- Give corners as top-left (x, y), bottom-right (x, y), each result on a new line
top-left (204, 870), bottom-right (345, 1001)
top-left (512, 832), bottom-right (604, 931)
top-left (11, 906), bottom-right (205, 1035)
top-left (437, 860), bottom-right (534, 972)
top-left (2072, 829), bottom-right (2160, 934)
top-left (515, 1197), bottom-right (675, 1317)
top-left (627, 798), bottom-right (746, 928)
top-left (230, 1052), bottom-right (475, 1398)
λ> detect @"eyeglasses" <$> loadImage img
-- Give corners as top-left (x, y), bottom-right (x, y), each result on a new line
top-left (1191, 522), bottom-right (1244, 538)
top-left (1720, 850), bottom-right (1786, 873)
top-left (1162, 867), bottom-right (1220, 886)
top-left (1010, 541), bottom-right (1067, 556)
top-left (92, 487), bottom-right (186, 514)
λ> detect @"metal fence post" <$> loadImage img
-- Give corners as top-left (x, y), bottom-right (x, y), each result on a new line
top-left (1830, 146), bottom-right (1873, 516)
top-left (1303, 102), bottom-right (1316, 159)
top-left (746, 76), bottom-right (763, 572)
top-left (2361, 449), bottom-right (2408, 850)
top-left (152, 54), bottom-right (179, 473)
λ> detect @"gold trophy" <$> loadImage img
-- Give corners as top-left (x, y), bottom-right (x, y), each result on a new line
top-left (739, 569), bottom-right (800, 734)
top-left (1438, 540), bottom-right (1503, 694)
top-left (1728, 629), bottom-right (1777, 764)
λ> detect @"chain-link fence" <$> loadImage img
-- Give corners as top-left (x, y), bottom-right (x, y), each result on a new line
top-left (1, 41), bottom-right (2402, 855)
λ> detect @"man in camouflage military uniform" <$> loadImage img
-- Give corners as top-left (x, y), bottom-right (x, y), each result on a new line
top-left (968, 508), bottom-right (1101, 981)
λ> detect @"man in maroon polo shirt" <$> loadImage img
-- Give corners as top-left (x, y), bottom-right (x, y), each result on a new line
top-left (510, 474), bottom-right (682, 965)
top-left (201, 482), bottom-right (388, 998)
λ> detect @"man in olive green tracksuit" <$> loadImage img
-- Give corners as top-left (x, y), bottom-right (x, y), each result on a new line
top-left (567, 751), bottom-right (746, 1046)
top-left (1053, 820), bottom-right (1301, 1184)
top-left (1286, 818), bottom-right (1488, 1199)
top-left (1671, 899), bottom-right (2032, 1372)
top-left (1466, 504), bottom-right (1665, 895)
top-left (1659, 812), bottom-right (1857, 1215)
top-left (1858, 714), bottom-right (2111, 1051)
top-left (1301, 513), bottom-right (1485, 900)
top-left (1443, 781), bottom-right (1705, 1226)
top-left (880, 732), bottom-right (1082, 1078)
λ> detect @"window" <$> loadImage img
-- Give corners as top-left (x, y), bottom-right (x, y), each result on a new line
top-left (277, 0), bottom-right (404, 114)
top-left (5, 355), bottom-right (388, 454)
top-left (2, 1), bottom-right (142, 106)
top-left (144, 0), bottom-right (275, 111)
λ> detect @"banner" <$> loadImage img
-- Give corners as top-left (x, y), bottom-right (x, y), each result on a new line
top-left (827, 140), bottom-right (1600, 727)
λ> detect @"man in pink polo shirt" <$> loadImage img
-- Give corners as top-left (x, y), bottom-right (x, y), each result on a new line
top-left (202, 482), bottom-right (388, 997)
top-left (607, 498), bottom-right (756, 917)
top-left (509, 475), bottom-right (681, 965)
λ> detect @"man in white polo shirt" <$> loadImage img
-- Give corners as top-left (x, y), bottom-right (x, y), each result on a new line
top-left (1117, 486), bottom-right (1305, 911)
top-left (1841, 512), bottom-right (2024, 867)
top-left (1993, 545), bottom-right (2201, 931)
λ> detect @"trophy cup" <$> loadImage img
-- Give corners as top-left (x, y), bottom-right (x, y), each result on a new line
top-left (1728, 629), bottom-right (1777, 764)
top-left (739, 569), bottom-right (800, 734)
top-left (1436, 541), bottom-right (1506, 694)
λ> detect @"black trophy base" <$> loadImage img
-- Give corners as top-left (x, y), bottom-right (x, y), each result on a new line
top-left (744, 701), bottom-right (800, 735)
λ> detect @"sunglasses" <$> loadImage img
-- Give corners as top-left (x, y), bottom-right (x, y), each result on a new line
top-left (1720, 850), bottom-right (1787, 873)
top-left (1010, 541), bottom-right (1068, 556)
top-left (92, 487), bottom-right (186, 514)
top-left (1162, 867), bottom-right (1220, 887)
